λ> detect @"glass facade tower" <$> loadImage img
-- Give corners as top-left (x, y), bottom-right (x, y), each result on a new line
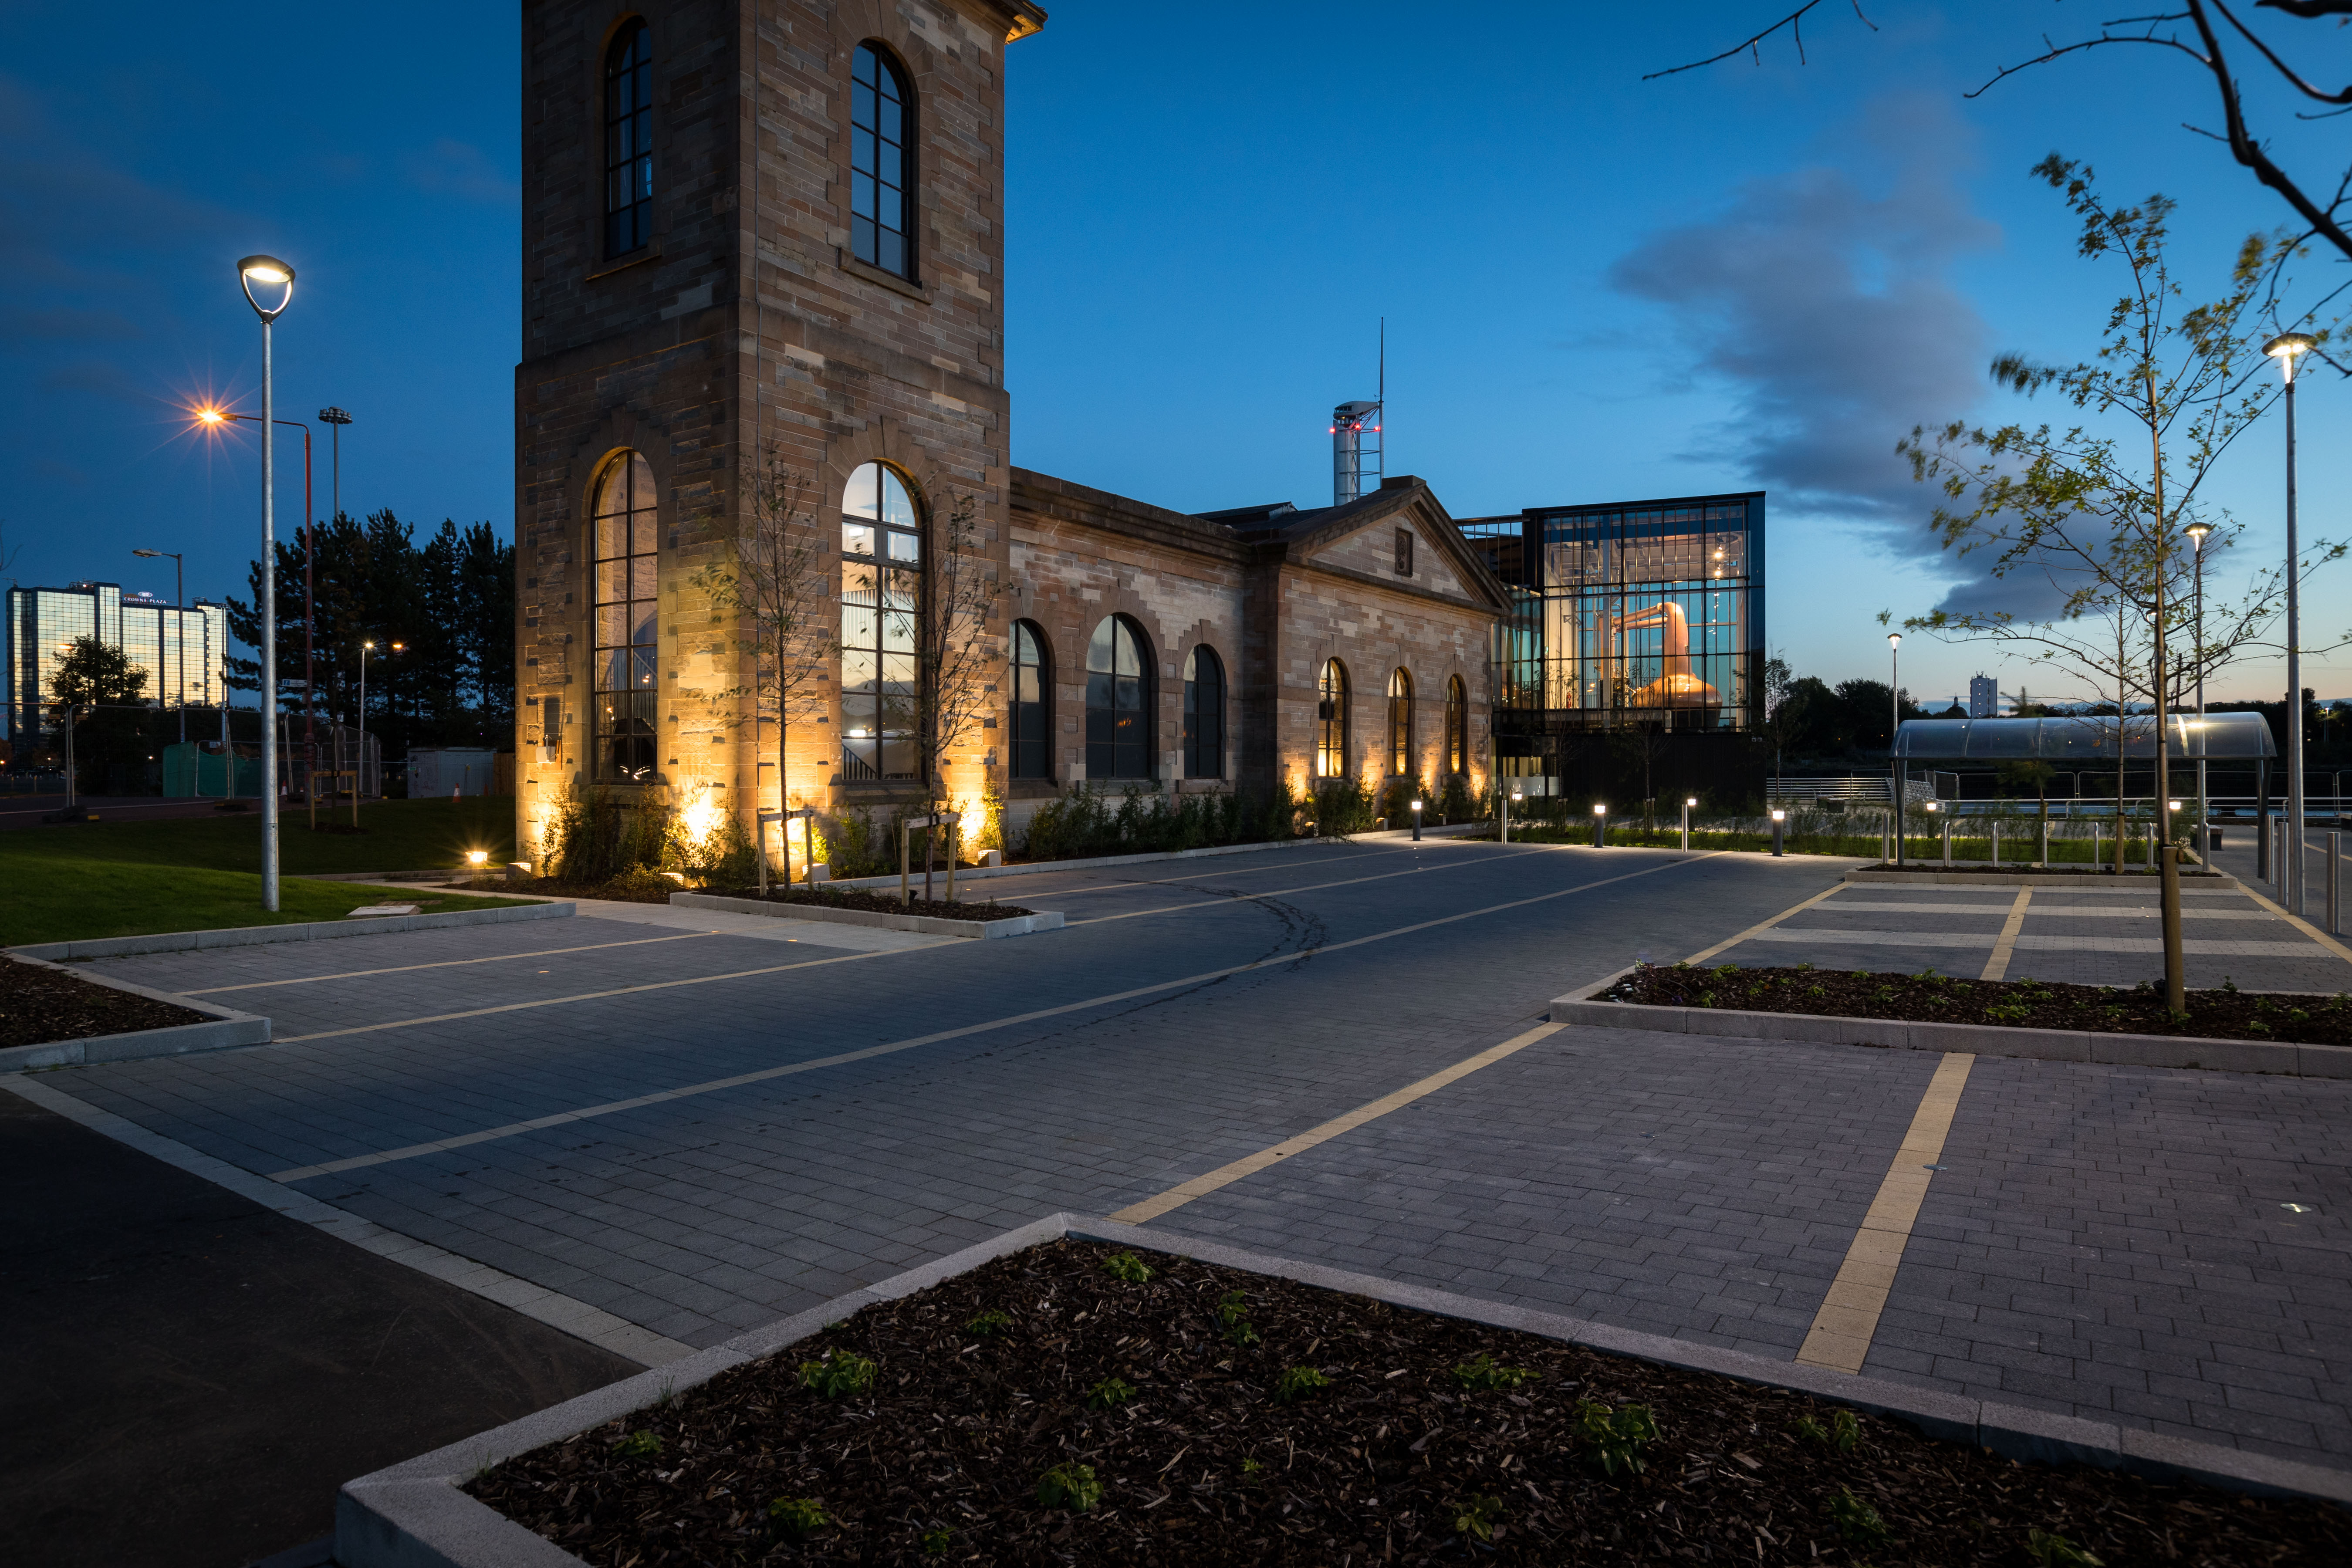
top-left (1460, 493), bottom-right (1765, 782)
top-left (5, 581), bottom-right (227, 745)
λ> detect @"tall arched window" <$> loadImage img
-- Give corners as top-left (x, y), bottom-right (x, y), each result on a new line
top-left (1316, 659), bottom-right (1349, 779)
top-left (1445, 675), bottom-right (1468, 776)
top-left (840, 462), bottom-right (920, 780)
top-left (591, 451), bottom-right (659, 781)
top-left (604, 22), bottom-right (653, 257)
top-left (1387, 668), bottom-right (1414, 777)
top-left (1085, 615), bottom-right (1151, 779)
top-left (1010, 620), bottom-right (1052, 779)
top-left (1183, 645), bottom-right (1224, 779)
top-left (851, 44), bottom-right (913, 279)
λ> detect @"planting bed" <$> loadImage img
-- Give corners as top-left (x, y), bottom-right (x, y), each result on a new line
top-left (463, 1240), bottom-right (2345, 1566)
top-left (0, 954), bottom-right (206, 1048)
top-left (1605, 962), bottom-right (2352, 1045)
top-left (714, 885), bottom-right (1036, 921)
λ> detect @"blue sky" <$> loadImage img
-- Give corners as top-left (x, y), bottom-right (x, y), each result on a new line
top-left (5, 2), bottom-right (2344, 708)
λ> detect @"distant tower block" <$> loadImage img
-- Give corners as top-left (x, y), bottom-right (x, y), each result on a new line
top-left (1332, 399), bottom-right (1381, 506)
top-left (1969, 673), bottom-right (1999, 718)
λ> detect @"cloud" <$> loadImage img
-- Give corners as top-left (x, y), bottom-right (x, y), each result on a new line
top-left (405, 138), bottom-right (520, 205)
top-left (1608, 95), bottom-right (2007, 572)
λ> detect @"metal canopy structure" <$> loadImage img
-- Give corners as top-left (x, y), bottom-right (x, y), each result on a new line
top-left (1891, 712), bottom-right (2275, 763)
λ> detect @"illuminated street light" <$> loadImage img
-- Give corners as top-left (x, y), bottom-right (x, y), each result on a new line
top-left (1888, 632), bottom-right (1904, 866)
top-left (2264, 332), bottom-right (2317, 914)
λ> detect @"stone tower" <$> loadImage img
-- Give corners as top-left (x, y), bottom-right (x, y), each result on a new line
top-left (514, 0), bottom-right (1045, 865)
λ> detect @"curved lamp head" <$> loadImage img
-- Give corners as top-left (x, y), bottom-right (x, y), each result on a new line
top-left (2184, 520), bottom-right (2211, 548)
top-left (132, 548), bottom-right (161, 559)
top-left (237, 254), bottom-right (296, 323)
top-left (1887, 631), bottom-right (1902, 650)
top-left (2264, 331), bottom-right (2317, 382)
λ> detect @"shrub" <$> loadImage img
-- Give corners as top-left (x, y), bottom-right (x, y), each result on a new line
top-left (767, 1497), bottom-right (831, 1541)
top-left (613, 1429), bottom-right (662, 1459)
top-left (1036, 1462), bottom-right (1103, 1512)
top-left (1100, 1250), bottom-right (1153, 1284)
top-left (1215, 1289), bottom-right (1259, 1347)
top-left (798, 1351), bottom-right (877, 1399)
top-left (1085, 1376), bottom-right (1137, 1409)
top-left (1451, 1352), bottom-right (1531, 1392)
top-left (2026, 1529), bottom-right (2104, 1568)
top-left (964, 1309), bottom-right (1013, 1337)
top-left (1575, 1399), bottom-right (1658, 1477)
top-left (1453, 1493), bottom-right (1506, 1543)
top-left (1828, 1488), bottom-right (1889, 1546)
top-left (1273, 1365), bottom-right (1331, 1403)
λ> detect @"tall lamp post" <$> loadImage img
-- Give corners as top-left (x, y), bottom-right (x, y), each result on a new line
top-left (130, 547), bottom-right (186, 746)
top-left (357, 639), bottom-right (401, 827)
top-left (235, 255), bottom-right (294, 912)
top-left (2265, 331), bottom-right (2316, 915)
top-left (199, 407), bottom-right (315, 826)
top-left (2185, 521), bottom-right (2210, 850)
top-left (1888, 631), bottom-right (1904, 865)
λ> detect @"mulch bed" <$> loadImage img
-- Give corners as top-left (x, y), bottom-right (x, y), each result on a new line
top-left (712, 885), bottom-right (1035, 921)
top-left (1604, 962), bottom-right (2352, 1045)
top-left (465, 1240), bottom-right (2346, 1566)
top-left (0, 956), bottom-right (209, 1049)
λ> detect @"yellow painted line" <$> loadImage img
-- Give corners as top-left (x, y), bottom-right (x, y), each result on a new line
top-left (1795, 1053), bottom-right (1976, 1375)
top-left (180, 931), bottom-right (725, 994)
top-left (1682, 881), bottom-right (1855, 965)
top-left (1109, 1021), bottom-right (1566, 1225)
top-left (2235, 880), bottom-right (2352, 968)
top-left (1978, 887), bottom-right (2034, 981)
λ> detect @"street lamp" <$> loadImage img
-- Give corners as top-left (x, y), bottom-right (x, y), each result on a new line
top-left (357, 639), bottom-right (402, 827)
top-left (2264, 331), bottom-right (2316, 914)
top-left (1888, 631), bottom-right (1904, 866)
top-left (236, 254), bottom-right (294, 911)
top-left (2186, 520), bottom-right (2210, 851)
top-left (130, 548), bottom-right (187, 747)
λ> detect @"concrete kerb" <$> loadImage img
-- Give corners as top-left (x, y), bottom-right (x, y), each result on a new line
top-left (668, 891), bottom-right (1063, 939)
top-left (809, 822), bottom-right (1490, 895)
top-left (0, 954), bottom-right (270, 1071)
top-left (334, 1214), bottom-right (2351, 1568)
top-left (5, 899), bottom-right (574, 963)
top-left (1549, 983), bottom-right (2352, 1078)
top-left (1845, 866), bottom-right (2238, 889)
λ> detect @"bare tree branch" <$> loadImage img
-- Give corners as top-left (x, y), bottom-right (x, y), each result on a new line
top-left (1641, 1), bottom-right (1878, 80)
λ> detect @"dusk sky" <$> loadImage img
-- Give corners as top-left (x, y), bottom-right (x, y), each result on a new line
top-left (5, 1), bottom-right (2344, 709)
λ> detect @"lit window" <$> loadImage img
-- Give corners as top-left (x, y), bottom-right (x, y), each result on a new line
top-left (840, 462), bottom-right (921, 781)
top-left (1445, 675), bottom-right (1468, 777)
top-left (850, 44), bottom-right (912, 279)
top-left (591, 452), bottom-right (659, 782)
top-left (1387, 668), bottom-right (1413, 776)
top-left (604, 23), bottom-right (653, 257)
top-left (1317, 659), bottom-right (1350, 779)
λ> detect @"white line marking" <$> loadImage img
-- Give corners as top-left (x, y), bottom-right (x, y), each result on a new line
top-left (179, 931), bottom-right (726, 994)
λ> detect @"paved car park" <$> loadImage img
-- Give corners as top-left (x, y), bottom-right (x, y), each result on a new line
top-left (7, 834), bottom-right (2350, 1565)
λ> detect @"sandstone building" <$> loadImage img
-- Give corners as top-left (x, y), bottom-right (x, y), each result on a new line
top-left (515, 0), bottom-right (1511, 862)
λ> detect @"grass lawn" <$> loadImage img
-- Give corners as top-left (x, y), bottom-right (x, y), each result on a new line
top-left (0, 799), bottom-right (530, 947)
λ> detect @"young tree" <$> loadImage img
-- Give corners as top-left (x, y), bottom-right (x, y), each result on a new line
top-left (1899, 159), bottom-right (2342, 1008)
top-left (693, 444), bottom-right (836, 895)
top-left (909, 482), bottom-right (1001, 898)
top-left (51, 635), bottom-right (148, 794)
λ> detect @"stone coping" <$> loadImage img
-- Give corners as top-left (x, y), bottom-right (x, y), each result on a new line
top-left (5, 900), bottom-right (573, 962)
top-left (814, 821), bottom-right (1489, 893)
top-left (1550, 970), bottom-right (2352, 1079)
top-left (669, 891), bottom-right (1063, 940)
top-left (333, 1213), bottom-right (2352, 1568)
top-left (1847, 866), bottom-right (2234, 888)
top-left (0, 955), bottom-right (270, 1071)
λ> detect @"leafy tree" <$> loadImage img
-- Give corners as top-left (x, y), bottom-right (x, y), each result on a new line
top-left (50, 635), bottom-right (148, 792)
top-left (909, 483), bottom-right (1001, 896)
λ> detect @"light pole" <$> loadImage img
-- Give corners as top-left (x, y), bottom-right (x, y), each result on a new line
top-left (199, 407), bottom-right (316, 825)
top-left (358, 639), bottom-right (402, 826)
top-left (130, 548), bottom-right (186, 747)
top-left (236, 254), bottom-right (294, 911)
top-left (1888, 631), bottom-right (1904, 865)
top-left (2266, 331), bottom-right (2317, 914)
top-left (2186, 520), bottom-right (2210, 850)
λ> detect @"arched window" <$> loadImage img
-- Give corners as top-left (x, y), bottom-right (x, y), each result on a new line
top-left (851, 44), bottom-right (913, 279)
top-left (840, 462), bottom-right (920, 781)
top-left (1010, 620), bottom-right (1052, 779)
top-left (1445, 674), bottom-right (1468, 776)
top-left (604, 22), bottom-right (653, 257)
top-left (1387, 668), bottom-right (1414, 777)
top-left (1316, 659), bottom-right (1349, 779)
top-left (1085, 615), bottom-right (1152, 779)
top-left (591, 451), bottom-right (659, 781)
top-left (1183, 645), bottom-right (1224, 779)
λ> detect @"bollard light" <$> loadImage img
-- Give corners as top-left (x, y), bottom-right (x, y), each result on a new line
top-left (1770, 807), bottom-right (1787, 858)
top-left (1592, 801), bottom-right (1607, 849)
top-left (1409, 798), bottom-right (1424, 843)
top-left (1681, 795), bottom-right (1696, 852)
top-left (467, 849), bottom-right (489, 869)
